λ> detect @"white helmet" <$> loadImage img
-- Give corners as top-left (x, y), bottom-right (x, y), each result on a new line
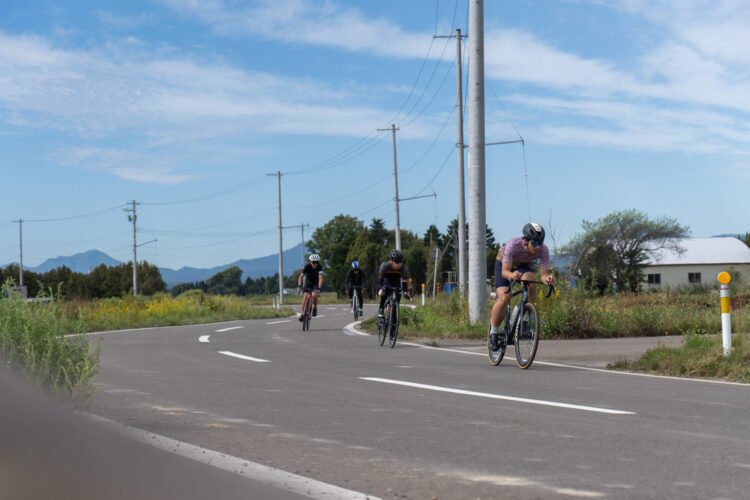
top-left (309, 254), bottom-right (320, 263)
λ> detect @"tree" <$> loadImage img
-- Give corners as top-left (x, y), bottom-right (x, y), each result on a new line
top-left (563, 209), bottom-right (690, 293)
top-left (308, 214), bottom-right (366, 296)
top-left (742, 232), bottom-right (750, 248)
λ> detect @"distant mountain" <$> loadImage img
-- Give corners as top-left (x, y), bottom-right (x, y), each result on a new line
top-left (25, 244), bottom-right (307, 289)
top-left (159, 243), bottom-right (305, 289)
top-left (30, 250), bottom-right (122, 273)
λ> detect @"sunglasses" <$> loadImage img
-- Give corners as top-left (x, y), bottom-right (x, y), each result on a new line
top-left (530, 241), bottom-right (542, 248)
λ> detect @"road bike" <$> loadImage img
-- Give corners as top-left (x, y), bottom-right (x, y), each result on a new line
top-left (299, 288), bottom-right (316, 332)
top-left (350, 285), bottom-right (363, 321)
top-left (488, 279), bottom-right (555, 369)
top-left (377, 286), bottom-right (403, 348)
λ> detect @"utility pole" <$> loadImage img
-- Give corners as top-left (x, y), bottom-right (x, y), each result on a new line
top-left (12, 219), bottom-right (23, 288)
top-left (378, 124), bottom-right (401, 250)
top-left (125, 201), bottom-right (138, 296)
top-left (283, 223), bottom-right (309, 269)
top-left (268, 172), bottom-right (284, 305)
top-left (468, 0), bottom-right (487, 323)
top-left (435, 28), bottom-right (468, 295)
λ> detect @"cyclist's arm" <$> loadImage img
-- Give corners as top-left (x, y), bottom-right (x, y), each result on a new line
top-left (317, 271), bottom-right (323, 290)
top-left (297, 271), bottom-right (304, 288)
top-left (502, 261), bottom-right (521, 281)
top-left (540, 267), bottom-right (555, 285)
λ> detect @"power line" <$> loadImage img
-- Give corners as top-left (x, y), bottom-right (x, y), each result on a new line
top-left (20, 204), bottom-right (126, 223)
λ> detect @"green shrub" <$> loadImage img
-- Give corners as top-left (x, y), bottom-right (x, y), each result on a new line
top-left (0, 283), bottom-right (98, 407)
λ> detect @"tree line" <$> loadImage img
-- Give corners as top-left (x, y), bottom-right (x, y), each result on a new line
top-left (1, 262), bottom-right (166, 298)
top-left (6, 209), bottom-right (745, 300)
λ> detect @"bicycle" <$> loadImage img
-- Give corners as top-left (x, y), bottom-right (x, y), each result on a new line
top-left (377, 286), bottom-right (403, 348)
top-left (298, 288), bottom-right (316, 332)
top-left (488, 279), bottom-right (555, 369)
top-left (350, 285), bottom-right (363, 321)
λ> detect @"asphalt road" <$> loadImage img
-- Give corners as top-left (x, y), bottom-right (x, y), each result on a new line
top-left (84, 303), bottom-right (750, 499)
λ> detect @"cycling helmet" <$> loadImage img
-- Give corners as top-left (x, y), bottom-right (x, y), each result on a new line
top-left (389, 249), bottom-right (404, 264)
top-left (309, 254), bottom-right (320, 263)
top-left (352, 260), bottom-right (359, 269)
top-left (522, 222), bottom-right (545, 244)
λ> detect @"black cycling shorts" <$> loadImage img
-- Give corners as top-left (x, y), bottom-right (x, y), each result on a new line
top-left (494, 260), bottom-right (537, 289)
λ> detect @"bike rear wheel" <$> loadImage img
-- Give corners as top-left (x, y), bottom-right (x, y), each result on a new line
top-left (378, 302), bottom-right (389, 346)
top-left (487, 323), bottom-right (505, 365)
top-left (388, 302), bottom-right (399, 348)
top-left (515, 303), bottom-right (540, 369)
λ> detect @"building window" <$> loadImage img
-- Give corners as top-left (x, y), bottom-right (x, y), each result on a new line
top-left (688, 272), bottom-right (701, 284)
top-left (647, 273), bottom-right (661, 285)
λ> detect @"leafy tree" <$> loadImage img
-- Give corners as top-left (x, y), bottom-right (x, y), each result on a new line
top-left (742, 232), bottom-right (750, 248)
top-left (308, 214), bottom-right (366, 296)
top-left (563, 209), bottom-right (689, 293)
top-left (368, 218), bottom-right (390, 247)
top-left (206, 266), bottom-right (243, 295)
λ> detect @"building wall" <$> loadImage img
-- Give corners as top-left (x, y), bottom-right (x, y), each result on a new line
top-left (644, 264), bottom-right (750, 289)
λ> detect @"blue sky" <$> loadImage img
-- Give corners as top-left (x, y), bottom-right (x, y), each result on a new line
top-left (1, 0), bottom-right (748, 270)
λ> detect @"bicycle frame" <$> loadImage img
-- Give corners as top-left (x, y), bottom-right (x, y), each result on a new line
top-left (502, 279), bottom-right (555, 343)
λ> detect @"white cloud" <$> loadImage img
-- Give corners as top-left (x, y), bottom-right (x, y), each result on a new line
top-left (159, 0), bottom-right (432, 58)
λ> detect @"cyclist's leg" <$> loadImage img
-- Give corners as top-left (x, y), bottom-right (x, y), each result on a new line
top-left (521, 267), bottom-right (537, 304)
top-left (311, 289), bottom-right (319, 316)
top-left (491, 259), bottom-right (511, 330)
top-left (377, 288), bottom-right (387, 317)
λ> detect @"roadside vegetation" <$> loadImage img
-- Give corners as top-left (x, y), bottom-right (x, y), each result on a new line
top-left (0, 284), bottom-right (98, 408)
top-left (610, 334), bottom-right (750, 383)
top-left (0, 285), bottom-right (296, 405)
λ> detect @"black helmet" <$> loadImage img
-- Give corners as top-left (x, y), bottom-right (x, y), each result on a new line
top-left (389, 249), bottom-right (404, 263)
top-left (522, 222), bottom-right (545, 244)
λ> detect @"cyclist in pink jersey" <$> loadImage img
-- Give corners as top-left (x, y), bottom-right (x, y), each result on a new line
top-left (489, 223), bottom-right (555, 341)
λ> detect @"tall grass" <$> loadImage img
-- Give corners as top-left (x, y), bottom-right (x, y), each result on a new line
top-left (611, 334), bottom-right (750, 382)
top-left (361, 288), bottom-right (749, 341)
top-left (67, 290), bottom-right (296, 332)
top-left (0, 284), bottom-right (98, 407)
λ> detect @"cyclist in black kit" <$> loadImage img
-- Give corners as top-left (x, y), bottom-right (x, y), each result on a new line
top-left (346, 260), bottom-right (365, 316)
top-left (297, 253), bottom-right (323, 320)
top-left (377, 250), bottom-right (413, 318)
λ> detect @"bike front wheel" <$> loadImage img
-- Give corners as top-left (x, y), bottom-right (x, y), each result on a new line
top-left (389, 303), bottom-right (399, 348)
top-left (353, 294), bottom-right (360, 321)
top-left (487, 323), bottom-right (505, 365)
top-left (378, 303), bottom-right (389, 346)
top-left (515, 303), bottom-right (540, 369)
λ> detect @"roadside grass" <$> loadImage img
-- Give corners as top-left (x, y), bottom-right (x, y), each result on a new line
top-left (610, 333), bottom-right (750, 383)
top-left (68, 290), bottom-right (296, 332)
top-left (243, 292), bottom-right (340, 307)
top-left (0, 284), bottom-right (98, 408)
top-left (0, 288), bottom-right (300, 405)
top-left (358, 289), bottom-right (750, 344)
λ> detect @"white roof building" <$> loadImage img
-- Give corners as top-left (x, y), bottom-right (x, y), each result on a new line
top-left (644, 237), bottom-right (750, 289)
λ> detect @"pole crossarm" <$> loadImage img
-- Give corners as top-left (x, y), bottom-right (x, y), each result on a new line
top-left (399, 193), bottom-right (437, 203)
top-left (461, 138), bottom-right (524, 148)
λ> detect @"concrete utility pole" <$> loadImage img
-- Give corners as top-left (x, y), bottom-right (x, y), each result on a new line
top-left (468, 0), bottom-right (487, 323)
top-left (378, 124), bottom-right (402, 250)
top-left (435, 28), bottom-right (468, 295)
top-left (12, 219), bottom-right (24, 287)
top-left (125, 201), bottom-right (138, 296)
top-left (283, 223), bottom-right (309, 269)
top-left (268, 172), bottom-right (284, 306)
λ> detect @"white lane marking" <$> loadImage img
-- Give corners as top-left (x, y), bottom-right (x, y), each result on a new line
top-left (360, 377), bottom-right (635, 415)
top-left (342, 324), bottom-right (750, 388)
top-left (73, 319), bottom-right (253, 337)
top-left (266, 320), bottom-right (291, 325)
top-left (219, 351), bottom-right (270, 363)
top-left (88, 414), bottom-right (378, 500)
top-left (216, 326), bottom-right (243, 332)
top-left (198, 335), bottom-right (210, 343)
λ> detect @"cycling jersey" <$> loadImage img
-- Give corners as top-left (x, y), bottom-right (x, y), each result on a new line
top-left (300, 263), bottom-right (323, 290)
top-left (346, 268), bottom-right (365, 289)
top-left (378, 261), bottom-right (411, 289)
top-left (496, 236), bottom-right (551, 271)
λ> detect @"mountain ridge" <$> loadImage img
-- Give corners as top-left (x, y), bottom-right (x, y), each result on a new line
top-left (27, 245), bottom-right (306, 289)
